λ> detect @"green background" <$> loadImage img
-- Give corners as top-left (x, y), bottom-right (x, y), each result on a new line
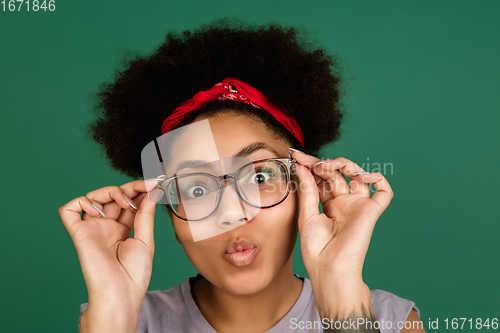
top-left (1, 0), bottom-right (499, 332)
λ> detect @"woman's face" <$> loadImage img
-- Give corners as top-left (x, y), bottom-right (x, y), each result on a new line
top-left (168, 112), bottom-right (299, 295)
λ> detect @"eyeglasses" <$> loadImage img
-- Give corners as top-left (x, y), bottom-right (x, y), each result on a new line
top-left (155, 157), bottom-right (297, 221)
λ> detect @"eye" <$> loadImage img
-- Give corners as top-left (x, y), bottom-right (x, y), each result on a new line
top-left (249, 167), bottom-right (275, 184)
top-left (183, 184), bottom-right (209, 198)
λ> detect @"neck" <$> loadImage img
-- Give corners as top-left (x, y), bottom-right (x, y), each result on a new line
top-left (191, 255), bottom-right (303, 333)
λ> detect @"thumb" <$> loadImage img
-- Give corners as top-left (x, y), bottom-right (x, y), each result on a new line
top-left (133, 189), bottom-right (161, 253)
top-left (295, 163), bottom-right (320, 230)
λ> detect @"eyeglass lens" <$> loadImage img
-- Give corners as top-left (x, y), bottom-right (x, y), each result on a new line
top-left (163, 160), bottom-right (289, 220)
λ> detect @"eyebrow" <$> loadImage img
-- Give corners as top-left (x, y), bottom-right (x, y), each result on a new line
top-left (172, 142), bottom-right (280, 174)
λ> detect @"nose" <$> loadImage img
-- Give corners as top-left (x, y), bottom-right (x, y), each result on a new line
top-left (215, 178), bottom-right (248, 229)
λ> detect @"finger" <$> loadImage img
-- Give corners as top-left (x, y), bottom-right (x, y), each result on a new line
top-left (100, 201), bottom-right (124, 221)
top-left (289, 150), bottom-right (336, 203)
top-left (59, 196), bottom-right (106, 234)
top-left (115, 180), bottom-right (153, 229)
top-left (86, 185), bottom-right (133, 208)
top-left (86, 186), bottom-right (136, 221)
top-left (81, 200), bottom-right (105, 220)
top-left (294, 163), bottom-right (320, 231)
top-left (117, 192), bottom-right (147, 226)
top-left (291, 151), bottom-right (351, 197)
top-left (314, 157), bottom-right (371, 197)
top-left (120, 178), bottom-right (164, 200)
top-left (115, 181), bottom-right (148, 228)
top-left (120, 179), bottom-right (148, 195)
top-left (315, 178), bottom-right (335, 203)
top-left (133, 189), bottom-right (161, 253)
top-left (357, 172), bottom-right (394, 211)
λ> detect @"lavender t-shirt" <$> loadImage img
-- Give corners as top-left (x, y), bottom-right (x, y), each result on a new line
top-left (79, 274), bottom-right (420, 333)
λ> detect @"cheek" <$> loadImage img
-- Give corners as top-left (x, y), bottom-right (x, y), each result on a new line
top-left (172, 217), bottom-right (222, 271)
top-left (172, 219), bottom-right (202, 261)
top-left (260, 190), bottom-right (299, 256)
top-left (172, 217), bottom-right (191, 243)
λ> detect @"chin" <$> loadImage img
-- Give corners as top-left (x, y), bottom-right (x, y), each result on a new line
top-left (218, 266), bottom-right (273, 296)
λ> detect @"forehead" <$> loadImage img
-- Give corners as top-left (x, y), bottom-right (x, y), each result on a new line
top-left (140, 114), bottom-right (286, 183)
top-left (168, 114), bottom-right (281, 163)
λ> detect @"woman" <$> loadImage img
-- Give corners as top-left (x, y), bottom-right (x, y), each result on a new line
top-left (59, 19), bottom-right (424, 332)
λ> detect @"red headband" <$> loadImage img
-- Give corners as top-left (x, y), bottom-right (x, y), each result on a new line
top-left (161, 77), bottom-right (304, 147)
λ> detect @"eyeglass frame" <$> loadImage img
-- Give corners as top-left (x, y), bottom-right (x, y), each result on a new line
top-left (154, 156), bottom-right (297, 221)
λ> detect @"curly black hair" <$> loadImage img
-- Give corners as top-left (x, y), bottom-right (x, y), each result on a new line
top-left (87, 17), bottom-right (345, 179)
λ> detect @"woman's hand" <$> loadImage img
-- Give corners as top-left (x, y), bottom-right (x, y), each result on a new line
top-left (291, 150), bottom-right (394, 279)
top-left (58, 179), bottom-right (161, 330)
top-left (290, 149), bottom-right (394, 324)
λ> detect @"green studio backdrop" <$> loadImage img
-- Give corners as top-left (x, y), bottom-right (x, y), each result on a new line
top-left (1, 0), bottom-right (499, 332)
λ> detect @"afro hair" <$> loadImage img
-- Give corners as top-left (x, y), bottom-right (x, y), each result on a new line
top-left (87, 17), bottom-right (345, 179)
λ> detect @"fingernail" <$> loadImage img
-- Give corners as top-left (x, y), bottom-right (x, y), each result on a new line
top-left (123, 193), bottom-right (137, 210)
top-left (149, 188), bottom-right (165, 203)
top-left (92, 202), bottom-right (106, 217)
top-left (352, 172), bottom-right (370, 176)
top-left (315, 160), bottom-right (325, 166)
top-left (155, 174), bottom-right (166, 181)
top-left (288, 148), bottom-right (305, 155)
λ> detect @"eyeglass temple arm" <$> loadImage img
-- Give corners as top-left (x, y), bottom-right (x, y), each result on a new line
top-left (153, 138), bottom-right (168, 182)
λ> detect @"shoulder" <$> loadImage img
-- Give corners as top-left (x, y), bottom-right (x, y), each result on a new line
top-left (370, 289), bottom-right (420, 318)
top-left (140, 284), bottom-right (186, 317)
top-left (138, 281), bottom-right (196, 332)
top-left (297, 276), bottom-right (424, 333)
top-left (297, 276), bottom-right (421, 327)
top-left (142, 283), bottom-right (185, 311)
top-left (299, 277), bottom-right (423, 333)
top-left (370, 289), bottom-right (423, 333)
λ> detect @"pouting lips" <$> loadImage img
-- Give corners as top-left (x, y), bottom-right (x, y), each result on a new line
top-left (225, 239), bottom-right (258, 255)
top-left (224, 239), bottom-right (260, 267)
